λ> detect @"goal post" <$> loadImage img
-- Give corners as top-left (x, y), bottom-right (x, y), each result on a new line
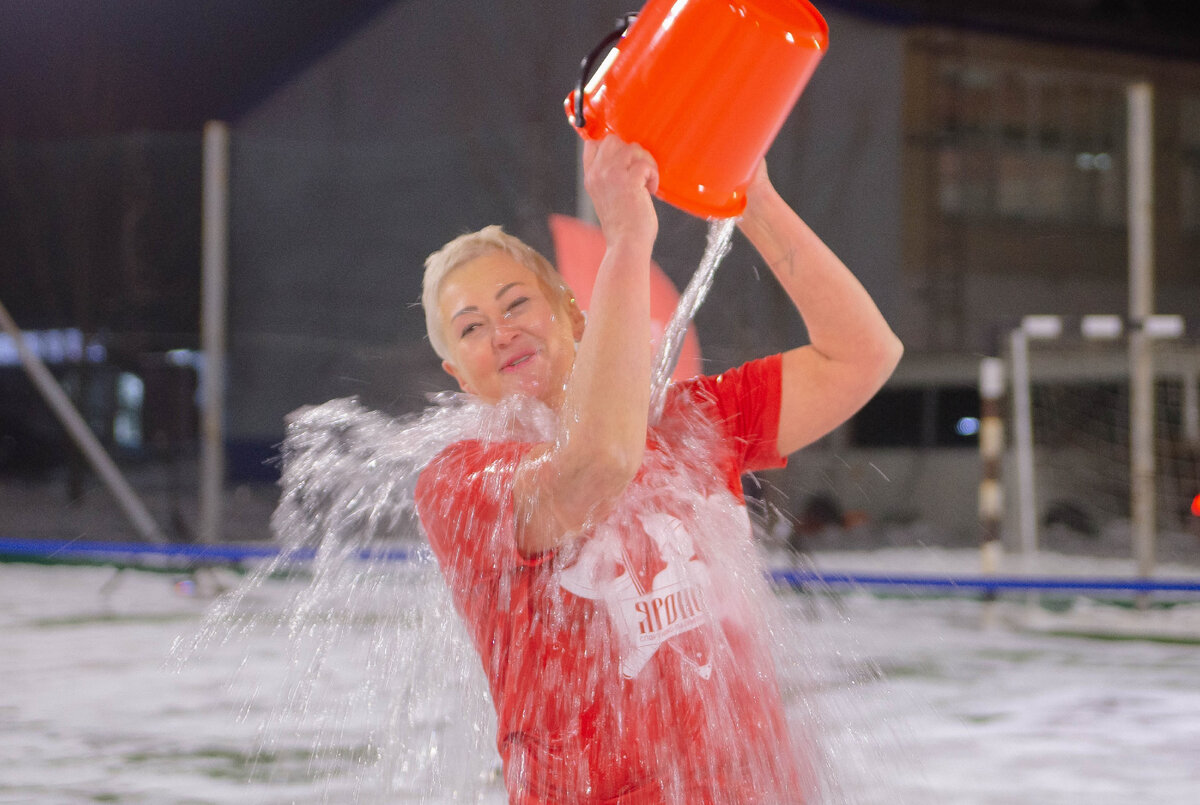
top-left (983, 314), bottom-right (1200, 581)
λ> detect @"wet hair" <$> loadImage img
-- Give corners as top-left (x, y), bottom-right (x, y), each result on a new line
top-left (422, 225), bottom-right (574, 362)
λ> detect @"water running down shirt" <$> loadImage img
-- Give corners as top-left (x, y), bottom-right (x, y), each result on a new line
top-left (416, 355), bottom-right (813, 804)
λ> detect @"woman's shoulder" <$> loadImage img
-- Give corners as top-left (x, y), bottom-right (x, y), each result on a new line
top-left (416, 438), bottom-right (536, 507)
top-left (670, 354), bottom-right (783, 409)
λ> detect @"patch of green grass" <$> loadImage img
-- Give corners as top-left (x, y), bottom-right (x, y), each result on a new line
top-left (29, 612), bottom-right (196, 629)
top-left (124, 743), bottom-right (380, 784)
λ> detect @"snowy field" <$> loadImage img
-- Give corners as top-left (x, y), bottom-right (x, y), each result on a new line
top-left (3, 549), bottom-right (1200, 804)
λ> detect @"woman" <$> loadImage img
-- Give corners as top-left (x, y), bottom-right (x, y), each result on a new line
top-left (415, 137), bottom-right (902, 803)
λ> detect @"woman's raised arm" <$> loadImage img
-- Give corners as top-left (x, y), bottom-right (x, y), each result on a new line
top-left (736, 162), bottom-right (903, 457)
top-left (512, 137), bottom-right (660, 555)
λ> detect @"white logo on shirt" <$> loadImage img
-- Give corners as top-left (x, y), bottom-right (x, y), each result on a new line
top-left (559, 492), bottom-right (739, 679)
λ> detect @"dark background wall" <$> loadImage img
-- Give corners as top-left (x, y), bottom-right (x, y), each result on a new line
top-left (222, 2), bottom-right (905, 467)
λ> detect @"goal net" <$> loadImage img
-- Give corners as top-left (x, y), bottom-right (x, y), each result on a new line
top-left (1007, 319), bottom-right (1200, 564)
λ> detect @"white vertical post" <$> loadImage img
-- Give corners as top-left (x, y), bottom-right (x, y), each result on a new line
top-left (200, 121), bottom-right (230, 545)
top-left (1127, 82), bottom-right (1155, 582)
top-left (1009, 328), bottom-right (1038, 569)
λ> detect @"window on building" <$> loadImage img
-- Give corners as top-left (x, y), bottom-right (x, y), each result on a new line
top-left (850, 386), bottom-right (980, 448)
top-left (932, 62), bottom-right (1126, 227)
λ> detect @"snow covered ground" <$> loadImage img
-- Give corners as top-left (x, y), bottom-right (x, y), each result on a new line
top-left (2, 548), bottom-right (1199, 804)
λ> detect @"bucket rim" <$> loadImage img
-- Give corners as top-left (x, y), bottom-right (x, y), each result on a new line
top-left (742, 0), bottom-right (829, 46)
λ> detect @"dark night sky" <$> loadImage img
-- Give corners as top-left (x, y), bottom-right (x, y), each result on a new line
top-left (1, 1), bottom-right (1198, 140)
top-left (0, 0), bottom-right (396, 139)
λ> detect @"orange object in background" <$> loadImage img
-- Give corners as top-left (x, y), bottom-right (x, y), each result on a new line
top-left (549, 213), bottom-right (701, 382)
top-left (565, 0), bottom-right (828, 219)
top-left (1191, 493), bottom-right (1200, 518)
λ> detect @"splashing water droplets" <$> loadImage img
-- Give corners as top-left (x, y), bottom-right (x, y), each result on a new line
top-left (173, 224), bottom-right (914, 803)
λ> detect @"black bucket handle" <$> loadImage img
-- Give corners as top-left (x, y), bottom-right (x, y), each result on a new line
top-left (573, 13), bottom-right (639, 129)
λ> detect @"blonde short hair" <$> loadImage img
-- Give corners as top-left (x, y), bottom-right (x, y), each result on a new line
top-left (422, 225), bottom-right (574, 362)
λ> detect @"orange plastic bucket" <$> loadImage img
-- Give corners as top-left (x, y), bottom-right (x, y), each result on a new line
top-left (565, 0), bottom-right (828, 219)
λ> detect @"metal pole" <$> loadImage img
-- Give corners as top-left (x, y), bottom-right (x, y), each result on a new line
top-left (575, 138), bottom-right (598, 226)
top-left (1184, 366), bottom-right (1199, 448)
top-left (0, 300), bottom-right (166, 543)
top-left (978, 354), bottom-right (1006, 625)
top-left (200, 121), bottom-right (230, 545)
top-left (978, 356), bottom-right (1006, 576)
top-left (1009, 328), bottom-right (1038, 569)
top-left (1127, 82), bottom-right (1155, 582)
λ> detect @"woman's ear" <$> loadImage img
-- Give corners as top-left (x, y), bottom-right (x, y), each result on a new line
top-left (566, 297), bottom-right (586, 341)
top-left (442, 360), bottom-right (473, 395)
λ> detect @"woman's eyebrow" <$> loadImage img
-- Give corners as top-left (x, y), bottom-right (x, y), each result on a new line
top-left (450, 282), bottom-right (528, 321)
top-left (495, 281), bottom-right (527, 299)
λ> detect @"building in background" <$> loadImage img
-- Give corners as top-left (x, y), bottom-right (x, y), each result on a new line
top-left (1, 1), bottom-right (1197, 547)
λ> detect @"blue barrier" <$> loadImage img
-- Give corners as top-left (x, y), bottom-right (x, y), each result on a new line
top-left (769, 568), bottom-right (1200, 595)
top-left (3, 537), bottom-right (1199, 595)
top-left (0, 537), bottom-right (414, 565)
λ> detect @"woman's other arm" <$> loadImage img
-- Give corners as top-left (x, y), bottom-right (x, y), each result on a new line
top-left (736, 162), bottom-right (903, 457)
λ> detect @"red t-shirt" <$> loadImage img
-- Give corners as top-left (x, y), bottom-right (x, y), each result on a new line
top-left (415, 355), bottom-right (812, 804)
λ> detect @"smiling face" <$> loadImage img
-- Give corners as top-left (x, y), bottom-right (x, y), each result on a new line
top-left (437, 251), bottom-right (584, 408)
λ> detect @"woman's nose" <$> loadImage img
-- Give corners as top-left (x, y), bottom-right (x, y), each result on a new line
top-left (493, 324), bottom-right (519, 345)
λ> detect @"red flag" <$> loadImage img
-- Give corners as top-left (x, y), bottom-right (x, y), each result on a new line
top-left (548, 213), bottom-right (701, 382)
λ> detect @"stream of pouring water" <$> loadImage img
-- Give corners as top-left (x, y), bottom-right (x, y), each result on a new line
top-left (174, 218), bottom-right (914, 803)
top-left (649, 217), bottom-right (737, 422)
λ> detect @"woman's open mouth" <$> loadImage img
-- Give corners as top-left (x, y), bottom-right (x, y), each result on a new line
top-left (501, 353), bottom-right (535, 372)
